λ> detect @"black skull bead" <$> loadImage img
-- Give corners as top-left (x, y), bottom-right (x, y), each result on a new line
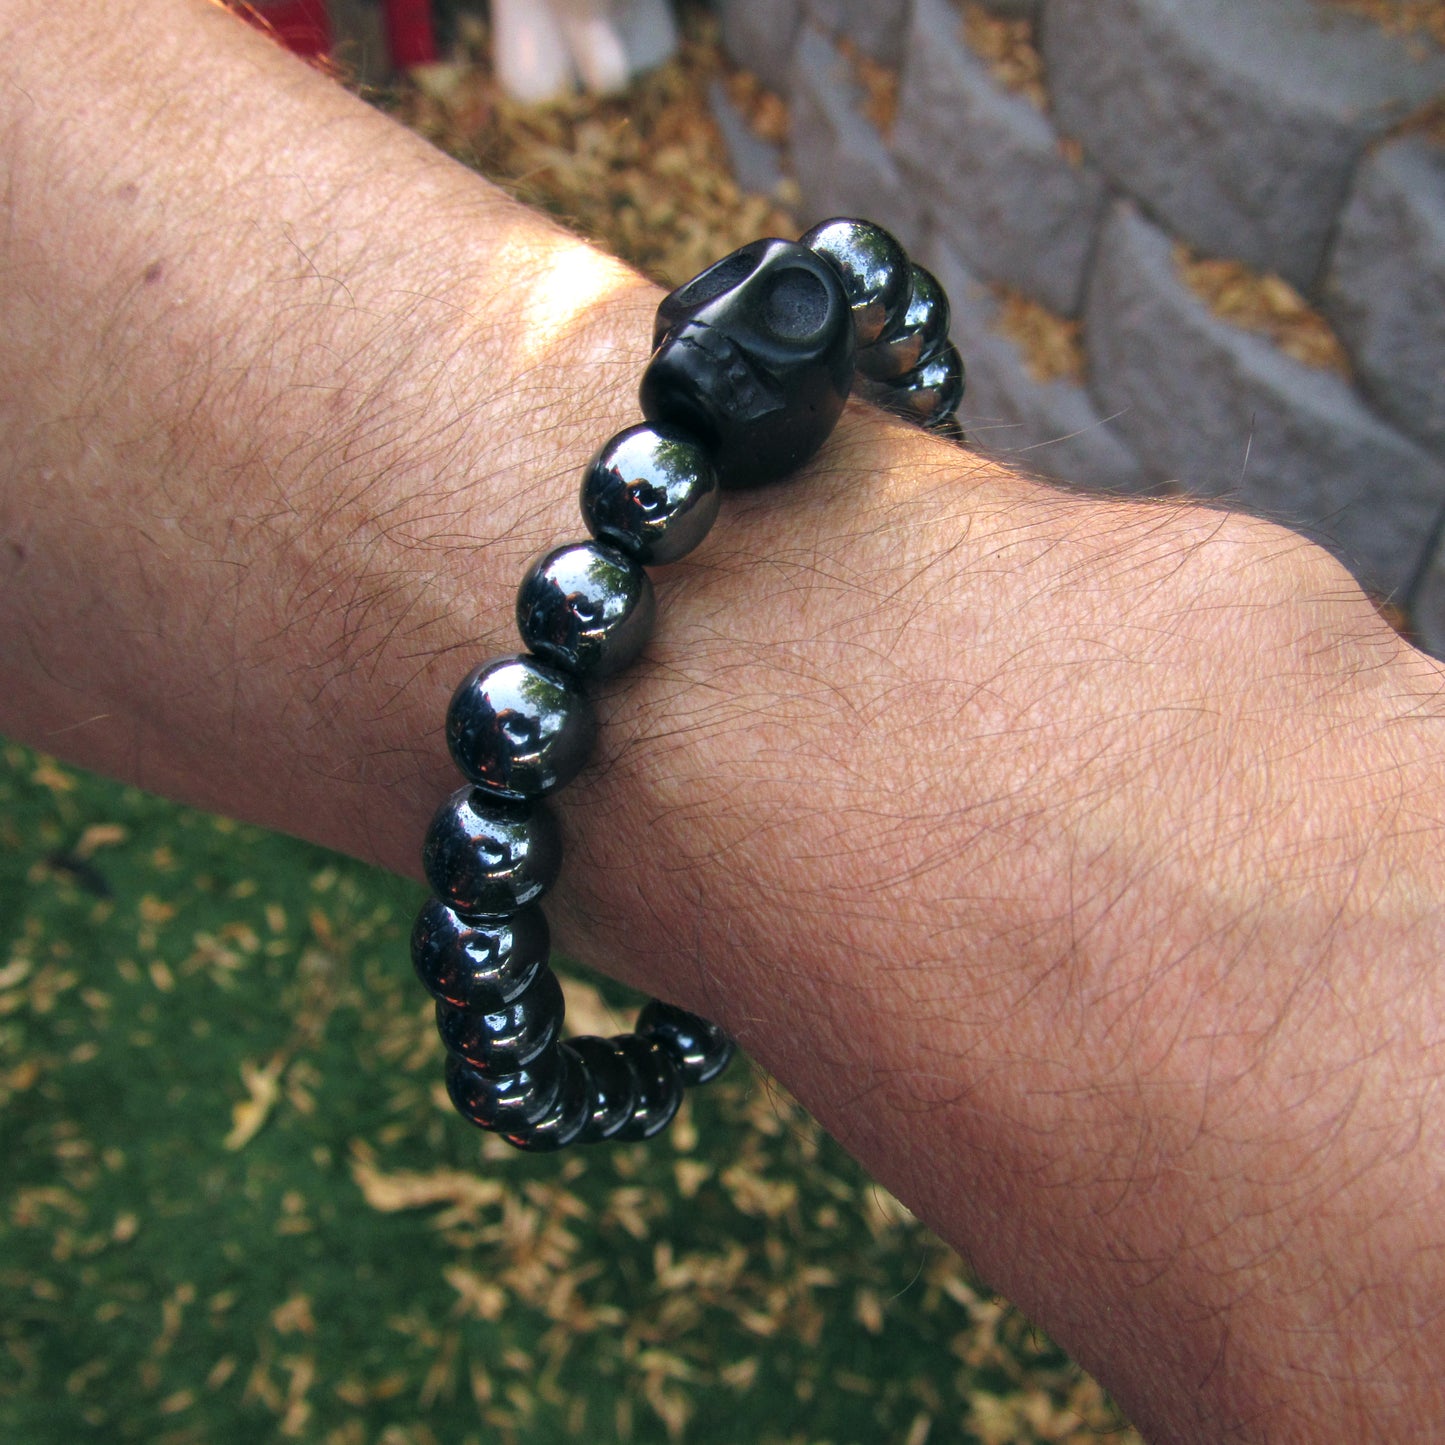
top-left (639, 238), bottom-right (855, 489)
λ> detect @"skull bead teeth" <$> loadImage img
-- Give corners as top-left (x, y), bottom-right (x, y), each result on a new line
top-left (413, 219), bottom-right (963, 1154)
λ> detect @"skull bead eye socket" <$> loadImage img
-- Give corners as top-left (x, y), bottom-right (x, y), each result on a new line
top-left (762, 266), bottom-right (831, 341)
top-left (672, 247), bottom-right (760, 308)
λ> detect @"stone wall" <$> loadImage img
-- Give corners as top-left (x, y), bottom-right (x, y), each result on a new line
top-left (713, 0), bottom-right (1445, 647)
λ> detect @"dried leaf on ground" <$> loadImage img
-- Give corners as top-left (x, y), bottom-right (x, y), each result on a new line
top-left (837, 36), bottom-right (901, 137)
top-left (1173, 244), bottom-right (1352, 374)
top-left (991, 288), bottom-right (1087, 385)
top-left (959, 3), bottom-right (1048, 109)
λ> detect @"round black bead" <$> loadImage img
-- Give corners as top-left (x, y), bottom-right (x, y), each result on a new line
top-left (581, 423), bottom-right (721, 566)
top-left (444, 1046), bottom-right (565, 1132)
top-left (516, 541), bottom-right (656, 679)
top-left (874, 341), bottom-right (965, 428)
top-left (610, 1035), bottom-right (684, 1142)
top-left (636, 999), bottom-right (736, 1087)
top-left (857, 265), bottom-right (951, 382)
top-left (568, 1034), bottom-right (642, 1143)
top-left (502, 1044), bottom-right (594, 1152)
top-left (800, 217), bottom-right (910, 348)
top-left (422, 788), bottom-right (562, 920)
top-left (410, 898), bottom-right (549, 1011)
top-left (447, 654), bottom-right (596, 800)
top-left (435, 965), bottom-right (565, 1073)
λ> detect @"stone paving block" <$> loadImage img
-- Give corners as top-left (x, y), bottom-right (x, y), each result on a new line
top-left (804, 0), bottom-right (912, 66)
top-left (707, 78), bottom-right (786, 196)
top-left (717, 0), bottom-right (803, 95)
top-left (789, 25), bottom-right (926, 248)
top-left (1041, 0), bottom-right (1445, 292)
top-left (1325, 136), bottom-right (1445, 460)
top-left (921, 235), bottom-right (1151, 492)
top-left (1085, 202), bottom-right (1445, 597)
top-left (893, 0), bottom-right (1107, 316)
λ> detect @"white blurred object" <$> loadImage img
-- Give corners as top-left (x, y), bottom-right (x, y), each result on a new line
top-left (491, 0), bottom-right (679, 103)
top-left (553, 0), bottom-right (631, 94)
top-left (491, 0), bottom-right (575, 103)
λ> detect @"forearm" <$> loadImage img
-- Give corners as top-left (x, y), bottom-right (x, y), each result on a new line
top-left (6, 3), bottom-right (1445, 1438)
top-left (0, 0), bottom-right (656, 849)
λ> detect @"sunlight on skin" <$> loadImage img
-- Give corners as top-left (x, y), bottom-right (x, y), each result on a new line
top-left (502, 234), bottom-right (643, 371)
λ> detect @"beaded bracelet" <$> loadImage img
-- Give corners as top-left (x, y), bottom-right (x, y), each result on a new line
top-left (411, 218), bottom-right (964, 1152)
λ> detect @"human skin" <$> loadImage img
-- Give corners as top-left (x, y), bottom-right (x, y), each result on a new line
top-left (4, 2), bottom-right (1445, 1438)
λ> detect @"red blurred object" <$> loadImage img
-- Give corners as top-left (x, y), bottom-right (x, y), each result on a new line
top-left (384, 0), bottom-right (438, 67)
top-left (241, 0), bottom-right (332, 58)
top-left (239, 0), bottom-right (436, 69)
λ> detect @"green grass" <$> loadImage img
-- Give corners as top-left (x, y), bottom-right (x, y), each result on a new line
top-left (0, 741), bottom-right (1135, 1443)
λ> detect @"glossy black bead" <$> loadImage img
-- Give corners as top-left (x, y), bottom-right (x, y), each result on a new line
top-left (568, 1034), bottom-right (642, 1143)
top-left (422, 787), bottom-right (562, 920)
top-left (410, 897), bottom-right (549, 1011)
top-left (516, 541), bottom-right (656, 678)
top-left (447, 654), bottom-right (596, 800)
top-left (857, 264), bottom-right (951, 382)
top-left (581, 423), bottom-right (721, 566)
top-left (641, 238), bottom-right (854, 489)
top-left (800, 217), bottom-right (910, 348)
top-left (636, 999), bottom-right (736, 1087)
top-left (502, 1044), bottom-right (594, 1152)
top-left (435, 965), bottom-right (565, 1073)
top-left (444, 1046), bottom-right (565, 1132)
top-left (610, 1035), bottom-right (684, 1142)
top-left (874, 342), bottom-right (965, 429)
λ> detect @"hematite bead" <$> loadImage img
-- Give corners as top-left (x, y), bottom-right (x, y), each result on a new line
top-left (636, 1000), bottom-right (736, 1087)
top-left (580, 423), bottom-right (721, 566)
top-left (569, 1034), bottom-right (642, 1143)
top-left (447, 655), bottom-right (596, 800)
top-left (410, 898), bottom-right (548, 1011)
top-left (857, 265), bottom-right (950, 383)
top-left (445, 1046), bottom-right (565, 1132)
top-left (502, 1044), bottom-right (593, 1152)
top-left (516, 541), bottom-right (656, 678)
top-left (610, 1035), bottom-right (684, 1142)
top-left (422, 788), bottom-right (562, 920)
top-left (875, 342), bottom-right (965, 429)
top-left (800, 218), bottom-right (910, 348)
top-left (435, 965), bottom-right (565, 1073)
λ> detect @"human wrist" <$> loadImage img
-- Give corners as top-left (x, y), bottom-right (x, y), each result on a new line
top-left (414, 220), bottom-right (971, 1150)
top-left (554, 434), bottom-right (1445, 1432)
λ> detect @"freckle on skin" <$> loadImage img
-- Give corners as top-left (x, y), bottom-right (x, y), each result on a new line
top-left (144, 262), bottom-right (164, 285)
top-left (116, 182), bottom-right (139, 203)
